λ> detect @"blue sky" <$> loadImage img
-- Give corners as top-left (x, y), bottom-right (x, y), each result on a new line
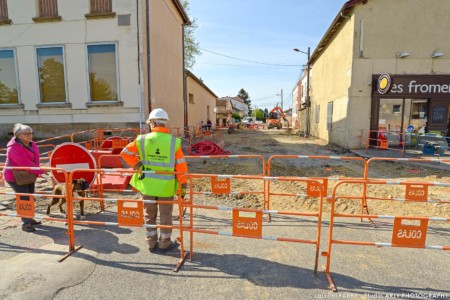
top-left (188, 0), bottom-right (346, 110)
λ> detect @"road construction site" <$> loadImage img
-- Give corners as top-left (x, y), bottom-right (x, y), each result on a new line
top-left (0, 128), bottom-right (449, 299)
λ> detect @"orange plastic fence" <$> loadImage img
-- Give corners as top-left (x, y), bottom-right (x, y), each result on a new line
top-left (179, 173), bottom-right (325, 275)
top-left (267, 155), bottom-right (368, 217)
top-left (186, 154), bottom-right (266, 176)
top-left (323, 179), bottom-right (450, 292)
top-left (66, 168), bottom-right (188, 270)
top-left (365, 129), bottom-right (406, 156)
top-left (0, 165), bottom-right (79, 261)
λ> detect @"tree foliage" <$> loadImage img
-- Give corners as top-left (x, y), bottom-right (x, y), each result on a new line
top-left (237, 88), bottom-right (251, 106)
top-left (38, 58), bottom-right (66, 102)
top-left (0, 81), bottom-right (18, 104)
top-left (181, 0), bottom-right (201, 70)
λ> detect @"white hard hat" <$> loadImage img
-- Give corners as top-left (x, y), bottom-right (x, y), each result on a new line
top-left (147, 108), bottom-right (169, 122)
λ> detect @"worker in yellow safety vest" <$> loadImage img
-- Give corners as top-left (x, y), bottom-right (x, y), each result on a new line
top-left (121, 108), bottom-right (188, 253)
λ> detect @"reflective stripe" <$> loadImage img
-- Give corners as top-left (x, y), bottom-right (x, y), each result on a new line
top-left (142, 173), bottom-right (176, 180)
top-left (122, 148), bottom-right (139, 156)
top-left (176, 158), bottom-right (186, 164)
top-left (146, 230), bottom-right (157, 236)
top-left (160, 232), bottom-right (171, 239)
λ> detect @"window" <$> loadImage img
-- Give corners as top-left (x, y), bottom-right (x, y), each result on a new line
top-left (87, 44), bottom-right (118, 102)
top-left (33, 0), bottom-right (61, 21)
top-left (86, 0), bottom-right (115, 18)
top-left (36, 47), bottom-right (66, 103)
top-left (0, 0), bottom-right (12, 24)
top-left (411, 100), bottom-right (427, 119)
top-left (393, 105), bottom-right (401, 113)
top-left (189, 93), bottom-right (194, 104)
top-left (0, 49), bottom-right (19, 104)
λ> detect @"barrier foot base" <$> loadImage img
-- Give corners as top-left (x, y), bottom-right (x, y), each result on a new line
top-left (59, 245), bottom-right (83, 263)
top-left (324, 269), bottom-right (337, 292)
top-left (173, 251), bottom-right (189, 272)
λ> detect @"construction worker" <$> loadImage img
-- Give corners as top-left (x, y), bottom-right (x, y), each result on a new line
top-left (120, 108), bottom-right (188, 253)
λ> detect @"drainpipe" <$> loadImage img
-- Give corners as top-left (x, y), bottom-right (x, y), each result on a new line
top-left (182, 24), bottom-right (188, 131)
top-left (146, 0), bottom-right (152, 115)
top-left (136, 0), bottom-right (144, 130)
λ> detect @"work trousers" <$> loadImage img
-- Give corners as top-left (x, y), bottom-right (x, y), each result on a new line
top-left (143, 195), bottom-right (174, 249)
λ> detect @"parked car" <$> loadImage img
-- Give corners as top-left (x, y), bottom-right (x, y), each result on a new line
top-left (242, 117), bottom-right (254, 124)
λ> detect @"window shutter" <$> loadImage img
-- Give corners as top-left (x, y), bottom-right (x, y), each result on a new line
top-left (327, 101), bottom-right (333, 130)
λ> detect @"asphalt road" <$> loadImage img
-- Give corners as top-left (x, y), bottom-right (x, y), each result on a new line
top-left (0, 205), bottom-right (449, 300)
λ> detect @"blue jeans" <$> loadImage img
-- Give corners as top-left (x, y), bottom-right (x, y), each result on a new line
top-left (7, 181), bottom-right (35, 224)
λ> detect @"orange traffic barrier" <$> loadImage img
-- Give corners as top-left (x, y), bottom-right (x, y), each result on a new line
top-left (365, 129), bottom-right (406, 156)
top-left (179, 173), bottom-right (325, 275)
top-left (186, 154), bottom-right (266, 176)
top-left (0, 165), bottom-right (80, 261)
top-left (267, 155), bottom-right (368, 217)
top-left (323, 179), bottom-right (450, 292)
top-left (65, 168), bottom-right (188, 270)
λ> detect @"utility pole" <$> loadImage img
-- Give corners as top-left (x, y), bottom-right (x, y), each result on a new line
top-left (305, 47), bottom-right (310, 137)
top-left (280, 89), bottom-right (283, 111)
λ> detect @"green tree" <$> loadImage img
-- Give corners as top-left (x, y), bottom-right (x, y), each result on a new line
top-left (255, 108), bottom-right (264, 120)
top-left (0, 81), bottom-right (18, 104)
top-left (237, 88), bottom-right (251, 106)
top-left (39, 58), bottom-right (66, 102)
top-left (89, 73), bottom-right (116, 101)
top-left (181, 0), bottom-right (201, 70)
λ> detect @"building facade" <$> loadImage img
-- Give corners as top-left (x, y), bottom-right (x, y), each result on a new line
top-left (0, 0), bottom-right (189, 137)
top-left (185, 70), bottom-right (217, 128)
top-left (303, 0), bottom-right (450, 149)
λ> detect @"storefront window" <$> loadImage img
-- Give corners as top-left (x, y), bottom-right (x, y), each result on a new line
top-left (406, 99), bottom-right (428, 133)
top-left (378, 98), bottom-right (404, 133)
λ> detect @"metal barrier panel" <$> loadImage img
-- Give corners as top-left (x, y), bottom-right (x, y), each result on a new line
top-left (0, 165), bottom-right (78, 261)
top-left (66, 168), bottom-right (188, 270)
top-left (323, 179), bottom-right (450, 292)
top-left (267, 155), bottom-right (368, 215)
top-left (179, 173), bottom-right (325, 275)
top-left (186, 154), bottom-right (266, 176)
top-left (365, 129), bottom-right (406, 156)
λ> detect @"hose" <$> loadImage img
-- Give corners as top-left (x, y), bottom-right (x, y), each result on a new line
top-left (188, 140), bottom-right (231, 156)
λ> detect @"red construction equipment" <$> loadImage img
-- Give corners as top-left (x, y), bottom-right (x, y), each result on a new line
top-left (267, 106), bottom-right (289, 129)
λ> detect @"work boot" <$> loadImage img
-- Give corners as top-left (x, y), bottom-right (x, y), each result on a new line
top-left (22, 223), bottom-right (36, 232)
top-left (146, 235), bottom-right (158, 253)
top-left (30, 219), bottom-right (42, 225)
top-left (159, 238), bottom-right (178, 252)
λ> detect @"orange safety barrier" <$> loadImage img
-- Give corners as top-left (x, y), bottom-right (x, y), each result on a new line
top-left (179, 173), bottom-right (325, 275)
top-left (323, 179), bottom-right (450, 292)
top-left (0, 165), bottom-right (81, 261)
top-left (65, 168), bottom-right (188, 270)
top-left (267, 155), bottom-right (368, 218)
top-left (186, 154), bottom-right (266, 176)
top-left (365, 157), bottom-right (450, 180)
top-left (365, 129), bottom-right (406, 157)
top-left (94, 128), bottom-right (140, 151)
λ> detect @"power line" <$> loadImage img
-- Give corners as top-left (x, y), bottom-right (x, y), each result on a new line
top-left (200, 48), bottom-right (302, 67)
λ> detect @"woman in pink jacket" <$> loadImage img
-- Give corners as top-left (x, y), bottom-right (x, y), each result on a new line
top-left (3, 124), bottom-right (45, 232)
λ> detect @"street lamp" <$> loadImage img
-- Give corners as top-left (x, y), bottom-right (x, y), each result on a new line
top-left (293, 47), bottom-right (310, 137)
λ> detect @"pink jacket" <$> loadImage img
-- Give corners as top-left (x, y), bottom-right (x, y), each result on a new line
top-left (2, 137), bottom-right (45, 182)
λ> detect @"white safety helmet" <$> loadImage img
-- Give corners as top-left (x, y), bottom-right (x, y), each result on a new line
top-left (147, 108), bottom-right (169, 123)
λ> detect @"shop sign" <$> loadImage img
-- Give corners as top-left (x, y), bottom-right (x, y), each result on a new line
top-left (373, 74), bottom-right (450, 97)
